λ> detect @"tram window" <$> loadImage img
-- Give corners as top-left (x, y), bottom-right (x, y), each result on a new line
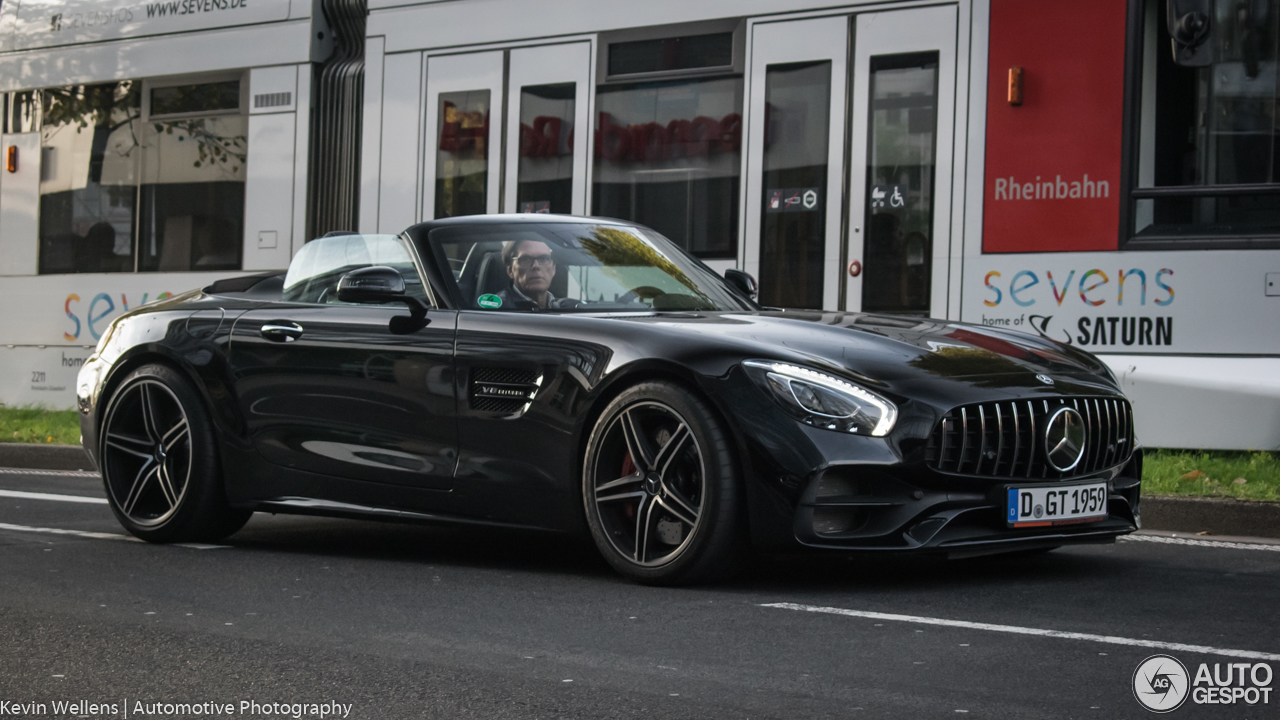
top-left (608, 33), bottom-right (734, 77)
top-left (1130, 0), bottom-right (1280, 247)
top-left (591, 76), bottom-right (743, 259)
top-left (136, 111), bottom-right (247, 272)
top-left (150, 80), bottom-right (240, 119)
top-left (3, 91), bottom-right (40, 134)
top-left (517, 83), bottom-right (574, 214)
top-left (435, 90), bottom-right (490, 219)
top-left (37, 82), bottom-right (141, 274)
top-left (758, 61), bottom-right (831, 309)
top-left (34, 77), bottom-right (248, 275)
top-left (861, 53), bottom-right (939, 315)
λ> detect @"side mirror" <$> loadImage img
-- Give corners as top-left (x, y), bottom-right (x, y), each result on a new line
top-left (337, 265), bottom-right (406, 304)
top-left (724, 268), bottom-right (759, 300)
top-left (337, 266), bottom-right (430, 333)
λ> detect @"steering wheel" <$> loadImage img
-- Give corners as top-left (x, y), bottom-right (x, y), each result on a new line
top-left (614, 286), bottom-right (666, 305)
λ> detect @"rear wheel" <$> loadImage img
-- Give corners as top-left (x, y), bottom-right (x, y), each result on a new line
top-left (583, 381), bottom-right (744, 585)
top-left (99, 364), bottom-right (250, 543)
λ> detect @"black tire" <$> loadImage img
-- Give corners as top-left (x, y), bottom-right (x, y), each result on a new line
top-left (99, 363), bottom-right (251, 543)
top-left (582, 381), bottom-right (745, 585)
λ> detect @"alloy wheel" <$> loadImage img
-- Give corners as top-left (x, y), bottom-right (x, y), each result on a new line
top-left (101, 379), bottom-right (193, 527)
top-left (591, 401), bottom-right (706, 567)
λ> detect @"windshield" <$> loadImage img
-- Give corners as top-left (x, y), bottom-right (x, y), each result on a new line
top-left (282, 233), bottom-right (427, 305)
top-left (421, 221), bottom-right (755, 312)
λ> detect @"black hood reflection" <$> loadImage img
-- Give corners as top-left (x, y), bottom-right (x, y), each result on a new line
top-left (615, 309), bottom-right (1111, 388)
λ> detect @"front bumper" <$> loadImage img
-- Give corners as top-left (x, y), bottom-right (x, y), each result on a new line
top-left (785, 459), bottom-right (1141, 555)
top-left (702, 363), bottom-right (1142, 555)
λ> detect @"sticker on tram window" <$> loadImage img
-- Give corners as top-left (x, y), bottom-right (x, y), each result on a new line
top-left (765, 188), bottom-right (821, 213)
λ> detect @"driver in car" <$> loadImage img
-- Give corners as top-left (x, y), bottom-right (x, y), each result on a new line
top-left (498, 239), bottom-right (578, 310)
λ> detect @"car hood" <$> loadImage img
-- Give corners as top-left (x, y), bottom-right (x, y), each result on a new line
top-left (621, 309), bottom-right (1117, 395)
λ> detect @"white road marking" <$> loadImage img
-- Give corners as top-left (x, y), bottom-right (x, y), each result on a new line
top-left (761, 603), bottom-right (1280, 662)
top-left (0, 489), bottom-right (107, 505)
top-left (0, 467), bottom-right (99, 478)
top-left (0, 521), bottom-right (139, 542)
top-left (1120, 534), bottom-right (1280, 552)
top-left (0, 522), bottom-right (226, 549)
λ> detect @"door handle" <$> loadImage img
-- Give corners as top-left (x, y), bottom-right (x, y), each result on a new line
top-left (261, 322), bottom-right (304, 342)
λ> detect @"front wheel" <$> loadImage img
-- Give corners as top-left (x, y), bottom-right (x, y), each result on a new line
top-left (582, 381), bottom-right (744, 585)
top-left (99, 363), bottom-right (251, 543)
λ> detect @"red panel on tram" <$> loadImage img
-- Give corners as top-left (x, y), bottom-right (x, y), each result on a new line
top-left (982, 0), bottom-right (1128, 253)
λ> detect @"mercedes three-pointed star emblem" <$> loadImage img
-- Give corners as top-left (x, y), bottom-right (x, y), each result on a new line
top-left (1044, 406), bottom-right (1086, 471)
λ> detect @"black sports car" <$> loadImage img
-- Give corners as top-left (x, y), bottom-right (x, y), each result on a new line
top-left (77, 215), bottom-right (1141, 584)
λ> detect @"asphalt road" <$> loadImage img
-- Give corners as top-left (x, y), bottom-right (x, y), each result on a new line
top-left (0, 468), bottom-right (1277, 720)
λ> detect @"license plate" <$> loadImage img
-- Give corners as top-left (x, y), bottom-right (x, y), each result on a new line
top-left (1006, 482), bottom-right (1108, 527)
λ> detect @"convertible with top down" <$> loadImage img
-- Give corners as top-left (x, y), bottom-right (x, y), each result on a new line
top-left (77, 215), bottom-right (1141, 584)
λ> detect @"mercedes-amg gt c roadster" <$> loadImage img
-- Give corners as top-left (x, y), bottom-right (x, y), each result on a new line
top-left (77, 215), bottom-right (1141, 584)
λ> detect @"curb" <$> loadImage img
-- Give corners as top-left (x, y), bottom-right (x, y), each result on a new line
top-left (1142, 495), bottom-right (1280, 540)
top-left (0, 443), bottom-right (95, 471)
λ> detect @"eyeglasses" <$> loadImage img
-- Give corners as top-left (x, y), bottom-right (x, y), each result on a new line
top-left (514, 254), bottom-right (555, 269)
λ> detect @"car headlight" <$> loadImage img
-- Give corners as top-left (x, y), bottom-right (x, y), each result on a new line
top-left (743, 361), bottom-right (897, 437)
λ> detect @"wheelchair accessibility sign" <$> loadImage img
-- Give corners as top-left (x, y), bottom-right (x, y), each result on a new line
top-left (870, 185), bottom-right (905, 209)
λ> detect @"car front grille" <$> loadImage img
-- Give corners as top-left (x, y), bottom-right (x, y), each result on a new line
top-left (925, 397), bottom-right (1133, 479)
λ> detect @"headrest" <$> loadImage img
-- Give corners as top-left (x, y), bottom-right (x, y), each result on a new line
top-left (476, 250), bottom-right (509, 299)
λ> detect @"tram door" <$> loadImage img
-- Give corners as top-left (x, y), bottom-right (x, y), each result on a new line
top-left (744, 7), bottom-right (956, 314)
top-left (743, 17), bottom-right (849, 311)
top-left (503, 43), bottom-right (592, 215)
top-left (847, 6), bottom-right (957, 317)
top-left (424, 44), bottom-right (592, 220)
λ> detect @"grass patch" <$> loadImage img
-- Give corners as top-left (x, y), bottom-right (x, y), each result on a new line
top-left (0, 406), bottom-right (81, 445)
top-left (1143, 449), bottom-right (1280, 502)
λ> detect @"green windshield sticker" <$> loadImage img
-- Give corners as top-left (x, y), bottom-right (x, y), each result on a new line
top-left (477, 293), bottom-right (503, 309)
